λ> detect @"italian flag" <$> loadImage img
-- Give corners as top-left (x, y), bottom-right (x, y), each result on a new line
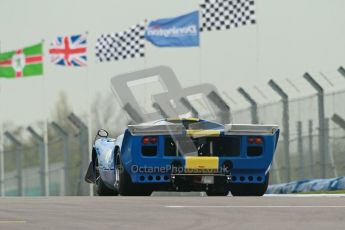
top-left (0, 43), bottom-right (43, 78)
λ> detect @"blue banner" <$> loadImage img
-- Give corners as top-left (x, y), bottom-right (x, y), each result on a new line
top-left (145, 11), bottom-right (199, 47)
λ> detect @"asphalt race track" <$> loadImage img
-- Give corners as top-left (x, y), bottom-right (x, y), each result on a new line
top-left (0, 194), bottom-right (344, 230)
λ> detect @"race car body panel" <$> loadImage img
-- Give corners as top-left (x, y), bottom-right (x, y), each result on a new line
top-left (86, 118), bottom-right (280, 195)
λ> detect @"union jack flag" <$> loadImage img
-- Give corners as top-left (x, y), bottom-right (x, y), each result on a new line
top-left (49, 34), bottom-right (87, 67)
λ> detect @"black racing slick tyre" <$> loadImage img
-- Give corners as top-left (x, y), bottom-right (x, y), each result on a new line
top-left (96, 178), bottom-right (118, 196)
top-left (206, 188), bottom-right (229, 196)
top-left (94, 155), bottom-right (118, 196)
top-left (116, 151), bottom-right (152, 196)
top-left (206, 177), bottom-right (230, 196)
top-left (230, 173), bottom-right (269, 197)
top-left (118, 161), bottom-right (135, 196)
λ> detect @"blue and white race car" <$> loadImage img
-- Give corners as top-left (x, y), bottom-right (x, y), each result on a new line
top-left (85, 118), bottom-right (279, 196)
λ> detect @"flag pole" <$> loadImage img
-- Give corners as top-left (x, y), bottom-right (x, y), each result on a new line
top-left (0, 90), bottom-right (4, 197)
top-left (0, 40), bottom-right (4, 197)
top-left (85, 30), bottom-right (93, 196)
top-left (198, 40), bottom-right (202, 84)
top-left (144, 19), bottom-right (148, 68)
top-left (198, 12), bottom-right (202, 84)
top-left (41, 39), bottom-right (50, 196)
top-left (0, 115), bottom-right (3, 197)
top-left (143, 20), bottom-right (148, 110)
top-left (254, 0), bottom-right (260, 80)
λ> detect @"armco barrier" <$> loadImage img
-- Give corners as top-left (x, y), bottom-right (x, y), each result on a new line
top-left (266, 176), bottom-right (345, 194)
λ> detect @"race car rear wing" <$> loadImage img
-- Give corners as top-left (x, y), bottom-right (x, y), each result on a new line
top-left (224, 124), bottom-right (279, 136)
top-left (128, 124), bottom-right (184, 136)
top-left (128, 123), bottom-right (279, 136)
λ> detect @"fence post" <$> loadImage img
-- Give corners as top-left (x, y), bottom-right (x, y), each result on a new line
top-left (338, 66), bottom-right (345, 78)
top-left (68, 113), bottom-right (90, 196)
top-left (51, 122), bottom-right (69, 196)
top-left (268, 79), bottom-right (290, 182)
top-left (332, 113), bottom-right (345, 129)
top-left (297, 121), bottom-right (304, 179)
top-left (303, 73), bottom-right (326, 178)
top-left (324, 118), bottom-right (337, 177)
top-left (237, 87), bottom-right (259, 124)
top-left (272, 158), bottom-right (282, 184)
top-left (207, 91), bottom-right (231, 124)
top-left (27, 126), bottom-right (49, 196)
top-left (331, 113), bottom-right (345, 177)
top-left (4, 132), bottom-right (23, 196)
top-left (308, 120), bottom-right (314, 177)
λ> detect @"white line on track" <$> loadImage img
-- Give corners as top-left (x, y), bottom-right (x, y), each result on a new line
top-left (0, 220), bottom-right (26, 224)
top-left (166, 206), bottom-right (345, 208)
top-left (264, 194), bottom-right (345, 197)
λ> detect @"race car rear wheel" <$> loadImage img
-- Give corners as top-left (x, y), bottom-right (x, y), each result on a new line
top-left (95, 158), bottom-right (118, 196)
top-left (116, 151), bottom-right (152, 196)
top-left (206, 187), bottom-right (229, 196)
top-left (230, 173), bottom-right (269, 197)
top-left (96, 177), bottom-right (118, 196)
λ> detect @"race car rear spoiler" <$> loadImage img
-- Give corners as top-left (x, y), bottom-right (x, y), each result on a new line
top-left (128, 123), bottom-right (279, 136)
top-left (128, 124), bottom-right (184, 136)
top-left (224, 124), bottom-right (279, 136)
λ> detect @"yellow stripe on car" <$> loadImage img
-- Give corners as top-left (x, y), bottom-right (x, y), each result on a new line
top-left (185, 156), bottom-right (219, 173)
top-left (166, 117), bottom-right (200, 122)
top-left (186, 129), bottom-right (221, 137)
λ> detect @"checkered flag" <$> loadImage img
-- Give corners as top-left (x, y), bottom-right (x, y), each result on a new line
top-left (96, 22), bottom-right (145, 62)
top-left (200, 0), bottom-right (256, 32)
